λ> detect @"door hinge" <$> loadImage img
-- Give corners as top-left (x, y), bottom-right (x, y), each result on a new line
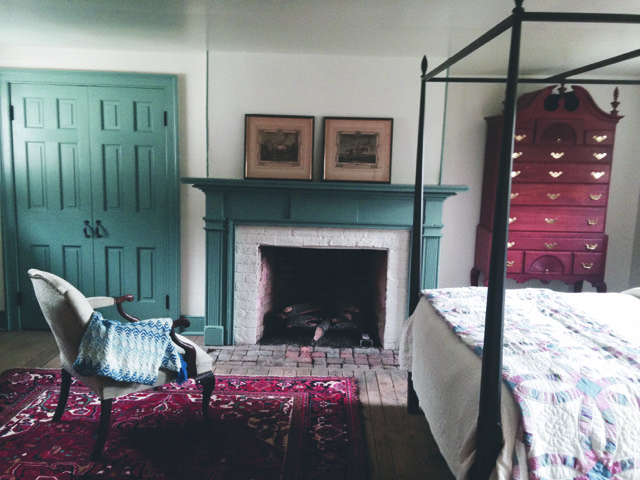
top-left (9, 105), bottom-right (14, 121)
top-left (163, 111), bottom-right (168, 126)
top-left (166, 295), bottom-right (170, 310)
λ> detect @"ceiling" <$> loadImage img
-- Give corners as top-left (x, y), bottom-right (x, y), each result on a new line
top-left (1, 0), bottom-right (640, 78)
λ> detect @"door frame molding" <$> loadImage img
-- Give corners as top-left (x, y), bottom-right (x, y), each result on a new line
top-left (0, 69), bottom-right (181, 331)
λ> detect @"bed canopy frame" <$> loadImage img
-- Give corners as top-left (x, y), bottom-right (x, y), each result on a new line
top-left (409, 2), bottom-right (640, 479)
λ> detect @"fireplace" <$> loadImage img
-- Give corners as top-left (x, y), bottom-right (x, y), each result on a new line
top-left (183, 178), bottom-right (467, 347)
top-left (258, 246), bottom-right (388, 347)
top-left (234, 225), bottom-right (409, 349)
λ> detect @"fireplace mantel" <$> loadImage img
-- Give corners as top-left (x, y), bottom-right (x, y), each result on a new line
top-left (182, 178), bottom-right (467, 345)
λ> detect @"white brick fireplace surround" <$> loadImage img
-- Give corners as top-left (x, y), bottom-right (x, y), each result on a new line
top-left (234, 225), bottom-right (411, 349)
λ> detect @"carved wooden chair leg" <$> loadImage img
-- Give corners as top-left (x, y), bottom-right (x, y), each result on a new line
top-left (90, 398), bottom-right (113, 462)
top-left (53, 369), bottom-right (72, 422)
top-left (198, 372), bottom-right (215, 419)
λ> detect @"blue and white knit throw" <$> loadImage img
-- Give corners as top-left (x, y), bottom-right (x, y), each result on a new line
top-left (73, 311), bottom-right (185, 385)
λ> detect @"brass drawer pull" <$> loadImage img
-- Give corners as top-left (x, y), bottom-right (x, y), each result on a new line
top-left (591, 172), bottom-right (605, 180)
top-left (511, 192), bottom-right (519, 199)
top-left (509, 217), bottom-right (517, 224)
top-left (549, 171), bottom-right (563, 178)
top-left (593, 135), bottom-right (607, 143)
top-left (513, 151), bottom-right (523, 159)
top-left (550, 152), bottom-right (565, 159)
top-left (547, 193), bottom-right (560, 200)
top-left (585, 243), bottom-right (598, 250)
top-left (593, 152), bottom-right (607, 160)
top-left (581, 262), bottom-right (594, 270)
top-left (544, 218), bottom-right (558, 224)
top-left (515, 134), bottom-right (527, 142)
top-left (507, 242), bottom-right (515, 248)
top-left (587, 219), bottom-right (599, 226)
top-left (511, 170), bottom-right (521, 178)
top-left (590, 194), bottom-right (602, 201)
top-left (506, 260), bottom-right (515, 267)
top-left (545, 243), bottom-right (557, 249)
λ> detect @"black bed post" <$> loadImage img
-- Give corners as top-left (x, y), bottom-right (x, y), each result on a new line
top-left (469, 2), bottom-right (524, 480)
top-left (407, 56), bottom-right (429, 415)
top-left (409, 55), bottom-right (428, 314)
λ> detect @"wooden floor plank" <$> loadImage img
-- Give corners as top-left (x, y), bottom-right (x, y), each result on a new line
top-left (377, 371), bottom-right (422, 480)
top-left (364, 370), bottom-right (397, 480)
top-left (356, 371), bottom-right (381, 480)
top-left (390, 371), bottom-right (455, 479)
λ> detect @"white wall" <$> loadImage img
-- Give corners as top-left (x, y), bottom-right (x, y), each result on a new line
top-left (0, 45), bottom-right (208, 314)
top-left (208, 52), bottom-right (447, 184)
top-left (439, 82), bottom-right (640, 292)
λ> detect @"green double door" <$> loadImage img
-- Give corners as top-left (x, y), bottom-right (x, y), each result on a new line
top-left (9, 77), bottom-right (180, 329)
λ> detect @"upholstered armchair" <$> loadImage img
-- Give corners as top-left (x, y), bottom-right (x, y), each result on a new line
top-left (28, 269), bottom-right (215, 461)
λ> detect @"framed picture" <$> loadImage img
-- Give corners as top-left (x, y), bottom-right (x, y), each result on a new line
top-left (244, 114), bottom-right (314, 180)
top-left (322, 117), bottom-right (393, 183)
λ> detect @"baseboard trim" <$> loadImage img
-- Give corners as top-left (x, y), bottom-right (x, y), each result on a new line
top-left (177, 315), bottom-right (205, 336)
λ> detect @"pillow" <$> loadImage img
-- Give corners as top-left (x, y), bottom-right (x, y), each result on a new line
top-left (621, 287), bottom-right (640, 300)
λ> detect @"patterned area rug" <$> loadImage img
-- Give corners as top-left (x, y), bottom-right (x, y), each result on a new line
top-left (0, 369), bottom-right (364, 479)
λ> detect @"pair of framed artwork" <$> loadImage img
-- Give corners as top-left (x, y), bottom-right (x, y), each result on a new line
top-left (244, 114), bottom-right (393, 183)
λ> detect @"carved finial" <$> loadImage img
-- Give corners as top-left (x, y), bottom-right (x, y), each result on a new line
top-left (513, 0), bottom-right (524, 12)
top-left (611, 87), bottom-right (620, 115)
top-left (421, 55), bottom-right (428, 76)
top-left (558, 83), bottom-right (566, 108)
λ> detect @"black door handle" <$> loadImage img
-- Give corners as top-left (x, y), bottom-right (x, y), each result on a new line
top-left (95, 220), bottom-right (105, 238)
top-left (83, 220), bottom-right (94, 238)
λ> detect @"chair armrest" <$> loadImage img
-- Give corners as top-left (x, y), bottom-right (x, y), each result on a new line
top-left (86, 296), bottom-right (116, 309)
top-left (170, 318), bottom-right (198, 378)
top-left (114, 295), bottom-right (140, 323)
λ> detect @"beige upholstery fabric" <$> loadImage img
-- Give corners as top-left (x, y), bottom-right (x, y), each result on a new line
top-left (28, 269), bottom-right (213, 400)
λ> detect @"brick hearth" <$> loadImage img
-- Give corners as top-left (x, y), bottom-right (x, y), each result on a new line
top-left (208, 344), bottom-right (399, 372)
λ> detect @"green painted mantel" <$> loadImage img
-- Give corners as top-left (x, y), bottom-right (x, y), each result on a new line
top-left (182, 178), bottom-right (468, 345)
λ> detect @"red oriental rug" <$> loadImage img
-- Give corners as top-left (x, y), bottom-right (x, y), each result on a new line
top-left (0, 369), bottom-right (364, 480)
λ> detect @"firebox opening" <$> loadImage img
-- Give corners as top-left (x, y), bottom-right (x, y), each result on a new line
top-left (257, 246), bottom-right (388, 348)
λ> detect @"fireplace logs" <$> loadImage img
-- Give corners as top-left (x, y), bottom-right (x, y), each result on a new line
top-left (274, 301), bottom-right (363, 343)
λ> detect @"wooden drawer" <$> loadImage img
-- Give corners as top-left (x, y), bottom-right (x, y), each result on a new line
top-left (573, 253), bottom-right (604, 275)
top-left (511, 146), bottom-right (612, 164)
top-left (511, 164), bottom-right (611, 184)
top-left (507, 233), bottom-right (607, 252)
top-left (524, 251), bottom-right (573, 275)
top-left (510, 184), bottom-right (608, 206)
top-left (508, 206), bottom-right (606, 232)
top-left (584, 130), bottom-right (615, 146)
top-left (506, 250), bottom-right (524, 273)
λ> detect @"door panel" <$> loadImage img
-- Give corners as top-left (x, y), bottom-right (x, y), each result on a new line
top-left (89, 86), bottom-right (171, 320)
top-left (11, 80), bottom-right (178, 329)
top-left (12, 84), bottom-right (94, 329)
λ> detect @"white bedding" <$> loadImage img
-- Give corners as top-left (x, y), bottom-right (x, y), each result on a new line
top-left (400, 288), bottom-right (640, 480)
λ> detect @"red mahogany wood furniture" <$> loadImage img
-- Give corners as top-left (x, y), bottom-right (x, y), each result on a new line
top-left (470, 84), bottom-right (622, 292)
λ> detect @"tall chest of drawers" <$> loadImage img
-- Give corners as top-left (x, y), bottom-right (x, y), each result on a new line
top-left (471, 85), bottom-right (622, 292)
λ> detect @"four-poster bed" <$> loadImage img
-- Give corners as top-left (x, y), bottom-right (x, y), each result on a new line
top-left (405, 2), bottom-right (640, 479)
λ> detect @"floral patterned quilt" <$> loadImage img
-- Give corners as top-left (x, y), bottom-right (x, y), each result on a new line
top-left (424, 287), bottom-right (640, 480)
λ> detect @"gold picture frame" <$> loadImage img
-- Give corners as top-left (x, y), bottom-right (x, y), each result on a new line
top-left (322, 117), bottom-right (393, 183)
top-left (244, 114), bottom-right (314, 180)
